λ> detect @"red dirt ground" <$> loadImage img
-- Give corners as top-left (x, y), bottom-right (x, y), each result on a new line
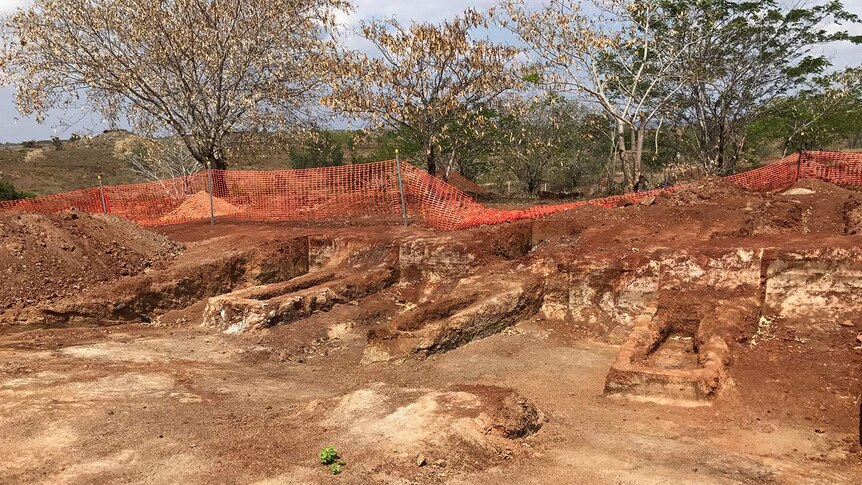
top-left (162, 191), bottom-right (242, 221)
top-left (1, 177), bottom-right (861, 484)
top-left (0, 210), bottom-right (182, 309)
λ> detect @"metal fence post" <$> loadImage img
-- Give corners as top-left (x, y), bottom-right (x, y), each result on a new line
top-left (98, 175), bottom-right (107, 214)
top-left (395, 149), bottom-right (408, 226)
top-left (206, 160), bottom-right (215, 226)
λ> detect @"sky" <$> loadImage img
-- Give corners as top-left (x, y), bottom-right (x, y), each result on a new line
top-left (0, 0), bottom-right (861, 143)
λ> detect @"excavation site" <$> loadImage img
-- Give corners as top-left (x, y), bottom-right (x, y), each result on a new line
top-left (1, 152), bottom-right (862, 484)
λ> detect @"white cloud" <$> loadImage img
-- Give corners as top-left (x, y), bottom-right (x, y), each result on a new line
top-left (0, 0), bottom-right (30, 14)
top-left (341, 0), bottom-right (493, 25)
top-left (335, 0), bottom-right (499, 53)
top-left (1, 0), bottom-right (862, 142)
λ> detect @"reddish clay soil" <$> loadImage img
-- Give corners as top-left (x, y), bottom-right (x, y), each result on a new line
top-left (0, 210), bottom-right (182, 309)
top-left (439, 172), bottom-right (490, 197)
top-left (1, 177), bottom-right (861, 484)
top-left (162, 191), bottom-right (242, 221)
top-left (533, 176), bottom-right (862, 252)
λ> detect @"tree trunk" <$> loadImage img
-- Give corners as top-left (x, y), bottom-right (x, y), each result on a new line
top-left (633, 124), bottom-right (646, 191)
top-left (426, 143), bottom-right (437, 176)
top-left (731, 135), bottom-right (746, 173)
top-left (621, 151), bottom-right (636, 192)
top-left (628, 124), bottom-right (636, 190)
top-left (621, 121), bottom-right (646, 193)
top-left (616, 121), bottom-right (629, 192)
top-left (178, 135), bottom-right (230, 197)
top-left (716, 122), bottom-right (725, 175)
top-left (204, 150), bottom-right (229, 198)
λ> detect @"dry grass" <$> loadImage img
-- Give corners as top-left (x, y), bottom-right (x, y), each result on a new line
top-left (0, 131), bottom-right (379, 196)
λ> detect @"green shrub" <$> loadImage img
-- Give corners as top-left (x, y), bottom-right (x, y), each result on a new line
top-left (318, 447), bottom-right (346, 475)
top-left (0, 180), bottom-right (35, 201)
top-left (318, 446), bottom-right (339, 465)
top-left (290, 132), bottom-right (344, 169)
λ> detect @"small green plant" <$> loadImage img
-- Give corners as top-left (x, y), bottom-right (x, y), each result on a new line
top-left (318, 447), bottom-right (346, 475)
top-left (319, 446), bottom-right (338, 465)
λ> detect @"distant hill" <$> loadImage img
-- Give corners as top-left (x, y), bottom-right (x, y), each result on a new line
top-left (0, 129), bottom-right (381, 196)
top-left (0, 135), bottom-right (143, 195)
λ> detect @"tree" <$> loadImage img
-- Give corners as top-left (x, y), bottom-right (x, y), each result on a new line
top-left (0, 0), bottom-right (348, 171)
top-left (749, 68), bottom-right (862, 155)
top-left (495, 0), bottom-right (698, 191)
top-left (323, 9), bottom-right (523, 176)
top-left (114, 136), bottom-right (200, 199)
top-left (655, 0), bottom-right (862, 173)
top-left (350, 127), bottom-right (421, 165)
top-left (0, 180), bottom-right (35, 201)
top-left (492, 94), bottom-right (599, 195)
top-left (436, 108), bottom-right (500, 181)
top-left (289, 131), bottom-right (345, 169)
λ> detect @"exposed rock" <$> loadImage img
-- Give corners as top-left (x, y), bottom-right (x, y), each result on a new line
top-left (304, 384), bottom-right (542, 468)
top-left (363, 275), bottom-right (544, 363)
top-left (783, 188), bottom-right (816, 196)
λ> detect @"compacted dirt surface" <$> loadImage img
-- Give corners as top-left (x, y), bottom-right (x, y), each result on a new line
top-left (2, 178), bottom-right (862, 484)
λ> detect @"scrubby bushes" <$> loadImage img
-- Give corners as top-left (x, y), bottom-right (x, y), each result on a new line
top-left (0, 180), bottom-right (35, 201)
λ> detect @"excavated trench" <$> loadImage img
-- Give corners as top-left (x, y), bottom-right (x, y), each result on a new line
top-left (0, 237), bottom-right (311, 330)
top-left (3, 214), bottom-right (861, 407)
top-left (577, 248), bottom-right (862, 404)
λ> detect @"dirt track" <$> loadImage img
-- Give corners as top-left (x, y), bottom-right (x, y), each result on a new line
top-left (1, 178), bottom-right (861, 484)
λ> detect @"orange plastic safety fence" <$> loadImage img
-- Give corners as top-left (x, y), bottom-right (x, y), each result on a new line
top-left (1, 151), bottom-right (860, 231)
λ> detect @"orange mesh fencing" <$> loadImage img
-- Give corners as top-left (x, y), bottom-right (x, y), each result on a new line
top-left (397, 151), bottom-right (822, 230)
top-left (1, 151), bottom-right (860, 231)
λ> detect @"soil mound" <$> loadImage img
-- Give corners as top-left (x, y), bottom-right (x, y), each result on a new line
top-left (162, 191), bottom-right (241, 221)
top-left (453, 384), bottom-right (544, 438)
top-left (69, 129), bottom-right (136, 149)
top-left (660, 176), bottom-right (749, 206)
top-left (306, 384), bottom-right (542, 473)
top-left (546, 200), bottom-right (615, 223)
top-left (788, 177), bottom-right (858, 197)
top-left (442, 172), bottom-right (490, 196)
top-left (0, 210), bottom-right (182, 309)
top-left (846, 203), bottom-right (862, 235)
top-left (778, 178), bottom-right (862, 234)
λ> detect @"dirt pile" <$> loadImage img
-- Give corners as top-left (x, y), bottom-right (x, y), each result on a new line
top-left (781, 178), bottom-right (862, 234)
top-left (537, 174), bottom-right (862, 248)
top-left (305, 384), bottom-right (542, 473)
top-left (659, 176), bottom-right (750, 206)
top-left (0, 210), bottom-right (182, 309)
top-left (848, 204), bottom-right (862, 234)
top-left (790, 177), bottom-right (860, 196)
top-left (68, 129), bottom-right (136, 149)
top-left (442, 172), bottom-right (490, 197)
top-left (162, 191), bottom-right (241, 221)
